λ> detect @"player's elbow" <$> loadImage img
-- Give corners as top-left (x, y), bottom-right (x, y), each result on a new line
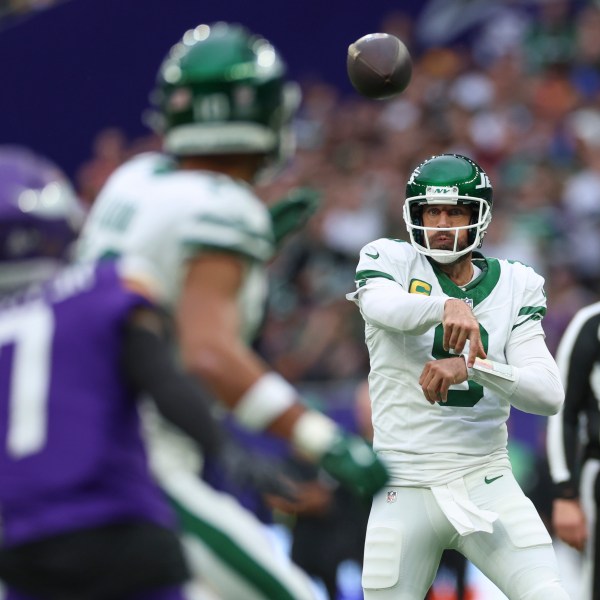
top-left (544, 385), bottom-right (565, 416)
top-left (511, 372), bottom-right (564, 416)
top-left (532, 382), bottom-right (564, 416)
top-left (542, 369), bottom-right (566, 416)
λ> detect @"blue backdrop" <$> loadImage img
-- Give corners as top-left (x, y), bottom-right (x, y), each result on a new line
top-left (1, 0), bottom-right (423, 176)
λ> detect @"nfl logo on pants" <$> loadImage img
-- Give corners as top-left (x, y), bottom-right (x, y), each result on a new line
top-left (387, 490), bottom-right (397, 503)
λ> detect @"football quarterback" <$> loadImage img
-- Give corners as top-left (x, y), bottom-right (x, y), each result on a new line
top-left (348, 154), bottom-right (570, 599)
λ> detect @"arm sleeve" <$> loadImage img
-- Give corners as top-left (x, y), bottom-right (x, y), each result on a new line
top-left (467, 334), bottom-right (563, 416)
top-left (120, 316), bottom-right (223, 457)
top-left (469, 264), bottom-right (562, 416)
top-left (350, 278), bottom-right (448, 335)
top-left (121, 313), bottom-right (299, 501)
top-left (346, 240), bottom-right (448, 335)
top-left (508, 333), bottom-right (563, 415)
top-left (546, 310), bottom-right (600, 497)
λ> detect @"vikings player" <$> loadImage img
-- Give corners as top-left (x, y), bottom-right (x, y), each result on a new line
top-left (0, 147), bottom-right (309, 599)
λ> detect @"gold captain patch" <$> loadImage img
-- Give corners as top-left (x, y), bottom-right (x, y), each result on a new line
top-left (409, 279), bottom-right (432, 296)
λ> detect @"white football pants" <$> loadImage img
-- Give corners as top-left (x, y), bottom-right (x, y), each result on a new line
top-left (362, 464), bottom-right (570, 599)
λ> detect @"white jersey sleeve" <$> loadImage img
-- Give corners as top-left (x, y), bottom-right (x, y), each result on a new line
top-left (508, 262), bottom-right (548, 342)
top-left (506, 263), bottom-right (563, 414)
top-left (76, 153), bottom-right (274, 340)
top-left (347, 239), bottom-right (448, 335)
top-left (467, 262), bottom-right (563, 415)
top-left (176, 178), bottom-right (275, 264)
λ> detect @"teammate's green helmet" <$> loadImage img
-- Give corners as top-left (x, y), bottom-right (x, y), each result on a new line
top-left (149, 22), bottom-right (300, 168)
top-left (403, 154), bottom-right (493, 264)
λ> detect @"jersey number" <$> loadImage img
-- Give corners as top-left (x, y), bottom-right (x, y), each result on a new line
top-left (432, 323), bottom-right (489, 407)
top-left (0, 302), bottom-right (54, 458)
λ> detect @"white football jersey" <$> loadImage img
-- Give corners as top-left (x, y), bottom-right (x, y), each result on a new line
top-left (77, 153), bottom-right (275, 341)
top-left (349, 239), bottom-right (547, 486)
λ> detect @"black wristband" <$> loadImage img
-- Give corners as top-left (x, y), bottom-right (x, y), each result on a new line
top-left (554, 481), bottom-right (579, 500)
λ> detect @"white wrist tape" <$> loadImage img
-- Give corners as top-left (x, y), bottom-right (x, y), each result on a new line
top-left (292, 411), bottom-right (340, 461)
top-left (471, 358), bottom-right (516, 381)
top-left (234, 373), bottom-right (297, 431)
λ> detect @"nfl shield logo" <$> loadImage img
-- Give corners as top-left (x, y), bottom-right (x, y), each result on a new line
top-left (462, 298), bottom-right (474, 309)
top-left (386, 490), bottom-right (397, 503)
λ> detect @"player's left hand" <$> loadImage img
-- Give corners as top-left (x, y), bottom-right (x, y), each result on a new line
top-left (268, 187), bottom-right (320, 246)
top-left (419, 356), bottom-right (468, 404)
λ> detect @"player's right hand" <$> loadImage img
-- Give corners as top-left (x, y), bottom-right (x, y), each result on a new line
top-left (319, 433), bottom-right (389, 501)
top-left (552, 498), bottom-right (588, 551)
top-left (442, 298), bottom-right (486, 367)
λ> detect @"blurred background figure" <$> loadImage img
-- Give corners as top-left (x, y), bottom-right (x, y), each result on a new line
top-left (547, 299), bottom-right (600, 600)
top-left (76, 20), bottom-right (388, 600)
top-left (0, 146), bottom-right (200, 599)
top-left (264, 381), bottom-right (375, 600)
top-left (0, 145), bottom-right (83, 292)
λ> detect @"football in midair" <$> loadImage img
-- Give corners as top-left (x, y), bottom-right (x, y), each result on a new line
top-left (347, 33), bottom-right (412, 100)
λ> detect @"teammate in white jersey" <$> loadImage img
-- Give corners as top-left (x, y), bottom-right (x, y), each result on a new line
top-left (347, 153), bottom-right (570, 599)
top-left (77, 22), bottom-right (388, 600)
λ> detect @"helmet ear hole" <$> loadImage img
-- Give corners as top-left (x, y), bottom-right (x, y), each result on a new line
top-left (409, 204), bottom-right (424, 246)
top-left (465, 202), bottom-right (478, 245)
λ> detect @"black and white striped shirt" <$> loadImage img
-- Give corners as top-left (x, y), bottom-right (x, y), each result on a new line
top-left (547, 301), bottom-right (600, 499)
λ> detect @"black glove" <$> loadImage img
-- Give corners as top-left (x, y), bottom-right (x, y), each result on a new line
top-left (211, 436), bottom-right (298, 502)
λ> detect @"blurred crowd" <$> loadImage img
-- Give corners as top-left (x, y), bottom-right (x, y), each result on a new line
top-left (76, 0), bottom-right (600, 390)
top-left (37, 1), bottom-right (600, 597)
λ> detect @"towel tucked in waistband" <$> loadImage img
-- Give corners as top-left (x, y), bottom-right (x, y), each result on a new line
top-left (431, 478), bottom-right (498, 536)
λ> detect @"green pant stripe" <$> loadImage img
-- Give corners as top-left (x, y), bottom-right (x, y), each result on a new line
top-left (170, 494), bottom-right (299, 600)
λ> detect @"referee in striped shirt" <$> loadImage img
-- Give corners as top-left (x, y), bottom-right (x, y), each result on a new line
top-left (547, 300), bottom-right (600, 600)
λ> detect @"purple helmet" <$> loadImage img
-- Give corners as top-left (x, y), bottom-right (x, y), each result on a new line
top-left (0, 146), bottom-right (84, 291)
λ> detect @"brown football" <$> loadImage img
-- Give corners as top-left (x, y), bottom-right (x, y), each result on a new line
top-left (347, 33), bottom-right (412, 100)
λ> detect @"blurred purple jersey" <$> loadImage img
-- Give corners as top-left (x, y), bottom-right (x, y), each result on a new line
top-left (0, 261), bottom-right (174, 546)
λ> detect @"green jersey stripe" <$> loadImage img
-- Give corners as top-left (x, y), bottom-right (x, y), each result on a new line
top-left (170, 494), bottom-right (299, 600)
top-left (355, 269), bottom-right (396, 284)
top-left (512, 307), bottom-right (546, 330)
top-left (518, 306), bottom-right (547, 317)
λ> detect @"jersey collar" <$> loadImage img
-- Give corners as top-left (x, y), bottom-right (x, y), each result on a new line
top-left (429, 252), bottom-right (500, 307)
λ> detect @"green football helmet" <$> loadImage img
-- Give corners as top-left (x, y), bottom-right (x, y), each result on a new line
top-left (149, 22), bottom-right (300, 171)
top-left (403, 154), bottom-right (493, 264)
